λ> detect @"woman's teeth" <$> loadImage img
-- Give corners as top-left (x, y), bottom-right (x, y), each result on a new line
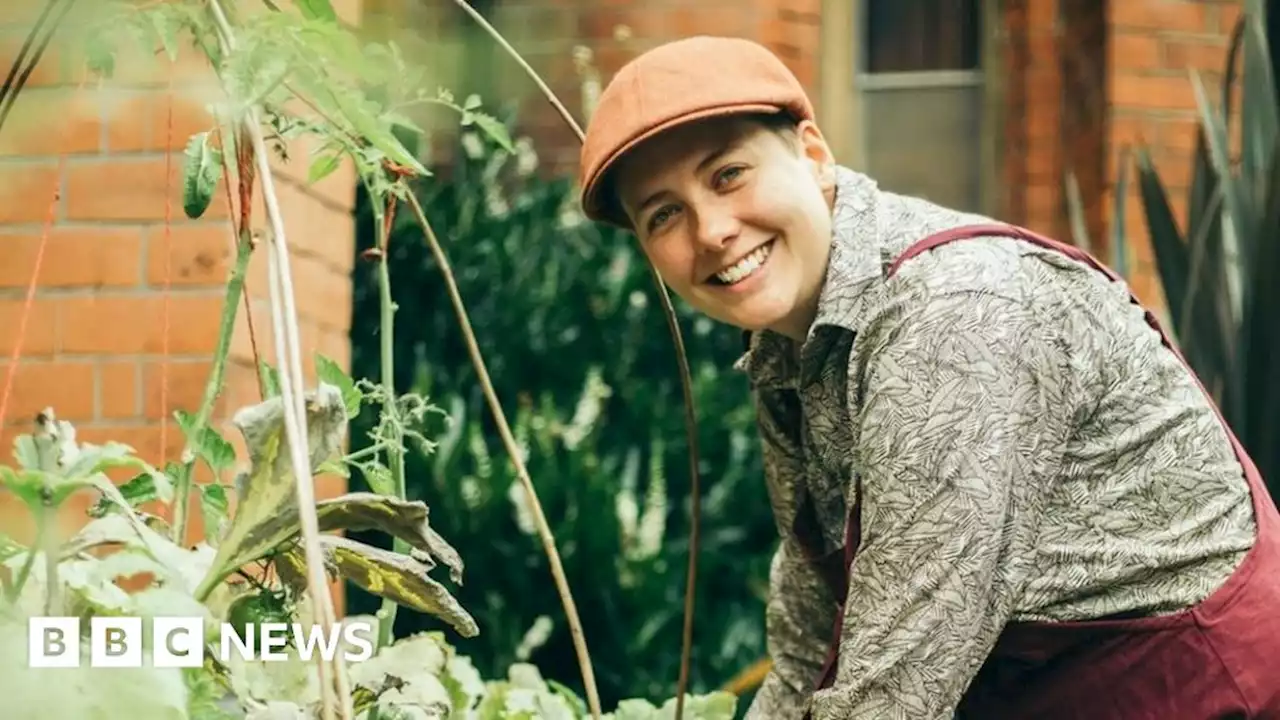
top-left (715, 242), bottom-right (772, 285)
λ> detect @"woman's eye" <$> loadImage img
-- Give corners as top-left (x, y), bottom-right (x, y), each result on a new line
top-left (714, 166), bottom-right (745, 188)
top-left (648, 205), bottom-right (679, 232)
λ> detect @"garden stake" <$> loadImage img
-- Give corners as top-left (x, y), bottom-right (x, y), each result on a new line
top-left (405, 189), bottom-right (604, 719)
top-left (207, 1), bottom-right (354, 717)
top-left (448, 3), bottom-right (707, 717)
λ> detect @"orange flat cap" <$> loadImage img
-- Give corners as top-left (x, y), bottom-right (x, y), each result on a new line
top-left (578, 36), bottom-right (814, 228)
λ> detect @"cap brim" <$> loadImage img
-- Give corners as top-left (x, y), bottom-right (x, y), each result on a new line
top-left (582, 102), bottom-right (788, 229)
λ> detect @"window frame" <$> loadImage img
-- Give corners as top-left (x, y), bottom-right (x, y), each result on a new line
top-left (818, 0), bottom-right (1005, 218)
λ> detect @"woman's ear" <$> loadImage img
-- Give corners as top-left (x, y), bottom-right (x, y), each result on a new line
top-left (796, 119), bottom-right (836, 189)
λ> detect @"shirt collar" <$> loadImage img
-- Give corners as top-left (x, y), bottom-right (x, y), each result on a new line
top-left (734, 166), bottom-right (900, 389)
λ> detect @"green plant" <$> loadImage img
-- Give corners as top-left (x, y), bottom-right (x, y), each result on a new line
top-left (0, 0), bottom-right (735, 718)
top-left (1131, 1), bottom-right (1279, 491)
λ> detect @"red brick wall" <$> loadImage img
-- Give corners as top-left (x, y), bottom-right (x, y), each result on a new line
top-left (1001, 0), bottom-right (1240, 311)
top-left (0, 0), bottom-right (358, 544)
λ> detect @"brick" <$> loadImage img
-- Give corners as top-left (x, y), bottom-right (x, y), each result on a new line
top-left (98, 360), bottom-right (139, 420)
top-left (228, 297), bottom-right (323, 378)
top-left (0, 163), bottom-right (60, 223)
top-left (267, 178), bottom-right (356, 274)
top-left (1159, 117), bottom-right (1202, 152)
top-left (142, 359), bottom-right (214, 420)
top-left (64, 156), bottom-right (232, 222)
top-left (57, 293), bottom-right (224, 355)
top-left (0, 360), bottom-right (96, 422)
top-left (145, 224), bottom-right (235, 288)
top-left (221, 360), bottom-right (269, 419)
top-left (1112, 73), bottom-right (1198, 110)
top-left (0, 297), bottom-right (57, 356)
top-left (1215, 3), bottom-right (1243, 36)
top-left (1110, 113), bottom-right (1157, 149)
top-left (0, 228), bottom-right (142, 289)
top-left (1111, 0), bottom-right (1209, 34)
top-left (105, 86), bottom-right (220, 154)
top-left (1112, 32), bottom-right (1163, 71)
top-left (1163, 38), bottom-right (1230, 72)
top-left (228, 296), bottom-right (273, 368)
top-left (0, 87), bottom-right (103, 157)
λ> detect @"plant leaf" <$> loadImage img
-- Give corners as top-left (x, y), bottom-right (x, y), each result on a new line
top-left (276, 535), bottom-right (478, 637)
top-left (1240, 7), bottom-right (1279, 201)
top-left (1110, 145), bottom-right (1131, 280)
top-left (467, 111), bottom-right (514, 153)
top-left (315, 354), bottom-right (361, 418)
top-left (1134, 144), bottom-right (1191, 333)
top-left (174, 410), bottom-right (237, 472)
top-left (182, 131), bottom-right (223, 219)
top-left (196, 385), bottom-right (348, 593)
top-left (260, 361), bottom-right (282, 398)
top-left (313, 492), bottom-right (463, 582)
top-left (296, 0), bottom-right (338, 22)
top-left (87, 469), bottom-right (173, 517)
top-left (308, 153), bottom-right (342, 184)
top-left (200, 483), bottom-right (230, 547)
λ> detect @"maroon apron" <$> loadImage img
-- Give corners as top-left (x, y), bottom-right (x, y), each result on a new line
top-left (801, 223), bottom-right (1280, 718)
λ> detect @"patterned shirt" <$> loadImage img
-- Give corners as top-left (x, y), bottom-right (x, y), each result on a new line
top-left (740, 166), bottom-right (1257, 720)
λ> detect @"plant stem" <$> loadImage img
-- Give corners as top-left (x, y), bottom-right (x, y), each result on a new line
top-left (172, 238), bottom-right (252, 545)
top-left (371, 197), bottom-right (409, 650)
top-left (38, 491), bottom-right (59, 615)
top-left (7, 508), bottom-right (45, 602)
top-left (405, 190), bottom-right (602, 719)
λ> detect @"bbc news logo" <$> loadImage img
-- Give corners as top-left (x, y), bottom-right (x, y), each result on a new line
top-left (28, 616), bottom-right (377, 668)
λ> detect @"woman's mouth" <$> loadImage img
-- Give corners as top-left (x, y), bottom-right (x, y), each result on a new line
top-left (710, 240), bottom-right (775, 286)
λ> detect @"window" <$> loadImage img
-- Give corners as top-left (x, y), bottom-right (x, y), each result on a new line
top-left (856, 0), bottom-right (985, 213)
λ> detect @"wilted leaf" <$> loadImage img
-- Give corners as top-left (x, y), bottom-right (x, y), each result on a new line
top-left (246, 492), bottom-right (464, 585)
top-left (277, 536), bottom-right (478, 637)
top-left (183, 131), bottom-right (223, 219)
top-left (197, 385), bottom-right (348, 596)
top-left (61, 514), bottom-right (214, 593)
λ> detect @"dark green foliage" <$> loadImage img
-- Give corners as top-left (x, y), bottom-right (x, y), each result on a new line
top-left (346, 120), bottom-right (777, 710)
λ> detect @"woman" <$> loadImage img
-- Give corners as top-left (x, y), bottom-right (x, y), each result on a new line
top-left (576, 35), bottom-right (1280, 719)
